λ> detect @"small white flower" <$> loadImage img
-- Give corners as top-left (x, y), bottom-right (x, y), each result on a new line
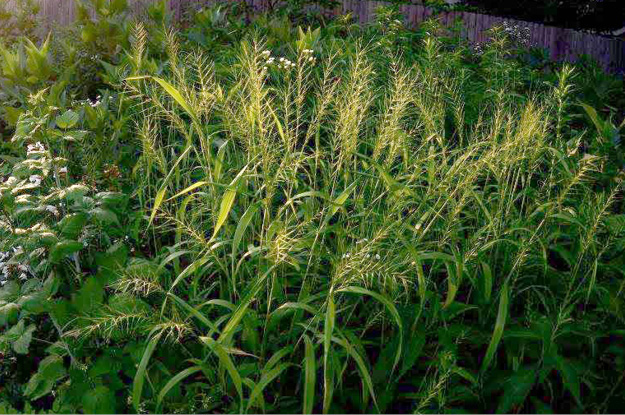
top-left (45, 205), bottom-right (59, 216)
top-left (27, 141), bottom-right (46, 155)
top-left (375, 254), bottom-right (381, 260)
top-left (29, 175), bottom-right (42, 186)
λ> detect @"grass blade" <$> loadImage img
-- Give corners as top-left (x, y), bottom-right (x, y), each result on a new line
top-left (133, 333), bottom-right (161, 412)
top-left (303, 334), bottom-right (316, 415)
top-left (322, 295), bottom-right (335, 414)
top-left (212, 165), bottom-right (247, 241)
top-left (247, 363), bottom-right (291, 412)
top-left (156, 366), bottom-right (203, 412)
top-left (200, 336), bottom-right (244, 409)
top-left (481, 281), bottom-right (509, 373)
top-left (337, 286), bottom-right (403, 373)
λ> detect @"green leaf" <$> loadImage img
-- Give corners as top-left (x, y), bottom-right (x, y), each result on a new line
top-left (212, 166), bottom-right (247, 241)
top-left (217, 266), bottom-right (273, 345)
top-left (337, 286), bottom-right (403, 373)
top-left (24, 355), bottom-right (66, 400)
top-left (497, 366), bottom-right (536, 413)
top-left (90, 207), bottom-right (120, 226)
top-left (303, 334), bottom-right (316, 415)
top-left (323, 295), bottom-right (335, 414)
top-left (49, 240), bottom-right (83, 264)
top-left (156, 366), bottom-right (203, 412)
top-left (555, 355), bottom-right (582, 407)
top-left (166, 181), bottom-right (209, 201)
top-left (328, 182), bottom-right (357, 219)
top-left (55, 109), bottom-right (80, 129)
top-left (148, 145), bottom-right (192, 226)
top-left (72, 277), bottom-right (104, 314)
top-left (232, 203), bottom-right (258, 256)
top-left (12, 322), bottom-right (36, 354)
top-left (133, 334), bottom-right (161, 412)
top-left (247, 363), bottom-right (291, 411)
top-left (151, 77), bottom-right (198, 122)
top-left (0, 303), bottom-right (20, 326)
top-left (82, 385), bottom-right (116, 414)
top-left (58, 213), bottom-right (88, 239)
top-left (95, 192), bottom-right (128, 209)
top-left (199, 336), bottom-right (243, 409)
top-left (481, 281), bottom-right (509, 372)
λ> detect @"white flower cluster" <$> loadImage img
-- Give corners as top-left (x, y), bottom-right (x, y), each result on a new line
top-left (29, 174), bottom-right (42, 187)
top-left (278, 57), bottom-right (296, 70)
top-left (260, 49), bottom-right (317, 72)
top-left (302, 49), bottom-right (316, 64)
top-left (502, 21), bottom-right (531, 47)
top-left (0, 247), bottom-right (29, 286)
top-left (90, 94), bottom-right (102, 108)
top-left (27, 141), bottom-right (46, 156)
top-left (45, 205), bottom-right (59, 216)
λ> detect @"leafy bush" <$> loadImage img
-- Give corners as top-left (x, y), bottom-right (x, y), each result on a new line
top-left (1, 3), bottom-right (624, 414)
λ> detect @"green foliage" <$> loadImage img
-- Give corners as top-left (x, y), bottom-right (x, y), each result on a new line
top-left (1, 3), bottom-right (625, 414)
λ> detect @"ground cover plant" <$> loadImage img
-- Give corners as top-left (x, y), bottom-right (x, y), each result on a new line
top-left (1, 1), bottom-right (625, 413)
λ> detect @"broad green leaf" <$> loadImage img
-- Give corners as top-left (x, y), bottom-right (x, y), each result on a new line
top-left (72, 277), bottom-right (104, 314)
top-left (49, 240), bottom-right (83, 264)
top-left (0, 303), bottom-right (20, 326)
top-left (24, 355), bottom-right (66, 399)
top-left (82, 385), bottom-right (116, 414)
top-left (12, 323), bottom-right (36, 354)
top-left (497, 366), bottom-right (536, 413)
top-left (555, 355), bottom-right (582, 407)
top-left (90, 207), bottom-right (120, 226)
top-left (55, 109), bottom-right (79, 129)
top-left (58, 213), bottom-right (88, 239)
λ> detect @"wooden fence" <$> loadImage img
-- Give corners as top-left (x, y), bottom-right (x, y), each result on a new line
top-left (5, 0), bottom-right (625, 72)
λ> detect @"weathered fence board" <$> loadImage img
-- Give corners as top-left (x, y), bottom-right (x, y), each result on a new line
top-left (4, 0), bottom-right (625, 72)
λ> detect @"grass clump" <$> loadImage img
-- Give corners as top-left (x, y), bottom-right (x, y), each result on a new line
top-left (1, 2), bottom-right (625, 414)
